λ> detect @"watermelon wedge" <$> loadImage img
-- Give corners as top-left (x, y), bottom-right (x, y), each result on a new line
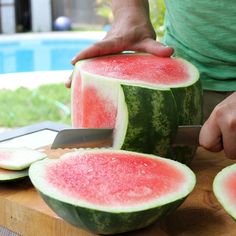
top-left (0, 168), bottom-right (28, 181)
top-left (29, 149), bottom-right (196, 234)
top-left (71, 53), bottom-right (203, 163)
top-left (213, 164), bottom-right (236, 219)
top-left (0, 147), bottom-right (46, 170)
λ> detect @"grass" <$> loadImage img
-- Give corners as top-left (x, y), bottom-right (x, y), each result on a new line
top-left (0, 83), bottom-right (71, 128)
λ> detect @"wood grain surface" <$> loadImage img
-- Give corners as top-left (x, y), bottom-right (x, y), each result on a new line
top-left (0, 147), bottom-right (236, 236)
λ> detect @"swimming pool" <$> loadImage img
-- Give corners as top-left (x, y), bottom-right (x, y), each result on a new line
top-left (0, 32), bottom-right (105, 74)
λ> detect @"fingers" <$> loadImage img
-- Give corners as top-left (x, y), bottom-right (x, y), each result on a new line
top-left (199, 93), bottom-right (236, 159)
top-left (131, 39), bottom-right (174, 57)
top-left (219, 107), bottom-right (236, 159)
top-left (199, 118), bottom-right (223, 153)
top-left (71, 38), bottom-right (126, 65)
top-left (222, 123), bottom-right (236, 159)
top-left (71, 38), bottom-right (174, 66)
top-left (65, 76), bottom-right (72, 88)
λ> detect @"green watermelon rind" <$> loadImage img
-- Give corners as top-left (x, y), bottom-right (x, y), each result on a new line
top-left (29, 149), bottom-right (196, 234)
top-left (167, 80), bottom-right (203, 164)
top-left (213, 164), bottom-right (236, 220)
top-left (121, 85), bottom-right (178, 157)
top-left (40, 192), bottom-right (185, 234)
top-left (0, 168), bottom-right (28, 182)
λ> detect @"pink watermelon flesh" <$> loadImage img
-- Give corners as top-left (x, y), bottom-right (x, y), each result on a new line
top-left (46, 152), bottom-right (186, 207)
top-left (220, 171), bottom-right (236, 203)
top-left (0, 151), bottom-right (10, 161)
top-left (81, 54), bottom-right (190, 85)
top-left (72, 73), bottom-right (117, 128)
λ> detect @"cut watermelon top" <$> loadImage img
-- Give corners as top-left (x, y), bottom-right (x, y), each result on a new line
top-left (30, 150), bottom-right (196, 211)
top-left (79, 53), bottom-right (199, 87)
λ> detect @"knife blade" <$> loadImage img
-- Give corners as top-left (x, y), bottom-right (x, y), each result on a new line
top-left (172, 125), bottom-right (202, 147)
top-left (51, 128), bottom-right (113, 149)
top-left (51, 125), bottom-right (202, 149)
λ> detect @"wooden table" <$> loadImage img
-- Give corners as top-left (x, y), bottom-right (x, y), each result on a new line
top-left (0, 147), bottom-right (236, 236)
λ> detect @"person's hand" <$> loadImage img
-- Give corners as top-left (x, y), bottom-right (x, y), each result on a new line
top-left (65, 1), bottom-right (173, 88)
top-left (199, 92), bottom-right (236, 159)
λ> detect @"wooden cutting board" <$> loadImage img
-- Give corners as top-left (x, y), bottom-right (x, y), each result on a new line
top-left (0, 147), bottom-right (236, 236)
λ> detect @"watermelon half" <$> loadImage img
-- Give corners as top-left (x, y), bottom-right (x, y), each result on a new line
top-left (29, 149), bottom-right (196, 234)
top-left (0, 147), bottom-right (46, 170)
top-left (71, 53), bottom-right (203, 164)
top-left (213, 164), bottom-right (236, 219)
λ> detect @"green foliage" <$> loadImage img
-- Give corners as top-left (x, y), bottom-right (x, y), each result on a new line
top-left (149, 0), bottom-right (166, 38)
top-left (0, 84), bottom-right (71, 128)
top-left (95, 0), bottom-right (166, 37)
top-left (96, 0), bottom-right (113, 23)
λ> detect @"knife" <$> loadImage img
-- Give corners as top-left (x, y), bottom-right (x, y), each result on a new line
top-left (51, 125), bottom-right (202, 149)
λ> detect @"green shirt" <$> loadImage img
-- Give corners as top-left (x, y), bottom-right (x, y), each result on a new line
top-left (163, 0), bottom-right (236, 91)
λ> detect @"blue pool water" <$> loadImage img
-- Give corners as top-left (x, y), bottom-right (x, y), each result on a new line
top-left (0, 38), bottom-right (97, 74)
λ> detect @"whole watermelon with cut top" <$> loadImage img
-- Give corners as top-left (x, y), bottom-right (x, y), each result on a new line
top-left (71, 53), bottom-right (203, 164)
top-left (29, 149), bottom-right (196, 235)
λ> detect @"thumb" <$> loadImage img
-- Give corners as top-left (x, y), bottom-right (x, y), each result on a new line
top-left (199, 120), bottom-right (223, 152)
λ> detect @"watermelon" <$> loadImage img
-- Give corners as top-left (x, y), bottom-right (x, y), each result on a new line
top-left (213, 163), bottom-right (236, 220)
top-left (0, 147), bottom-right (46, 170)
top-left (0, 168), bottom-right (28, 181)
top-left (71, 53), bottom-right (203, 163)
top-left (29, 149), bottom-right (196, 234)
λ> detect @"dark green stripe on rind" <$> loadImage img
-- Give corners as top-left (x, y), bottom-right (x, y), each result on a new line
top-left (40, 192), bottom-right (186, 235)
top-left (168, 80), bottom-right (203, 164)
top-left (121, 85), bottom-right (178, 157)
top-left (151, 88), bottom-right (178, 157)
top-left (171, 80), bottom-right (203, 125)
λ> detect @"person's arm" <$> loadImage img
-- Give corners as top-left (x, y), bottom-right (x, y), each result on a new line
top-left (66, 0), bottom-right (173, 88)
top-left (199, 92), bottom-right (236, 159)
top-left (71, 0), bottom-right (173, 64)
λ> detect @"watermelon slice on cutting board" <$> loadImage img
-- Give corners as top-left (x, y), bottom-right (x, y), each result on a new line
top-left (71, 52), bottom-right (203, 164)
top-left (0, 147), bottom-right (46, 170)
top-left (213, 163), bottom-right (236, 220)
top-left (29, 149), bottom-right (196, 234)
top-left (0, 168), bottom-right (28, 181)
